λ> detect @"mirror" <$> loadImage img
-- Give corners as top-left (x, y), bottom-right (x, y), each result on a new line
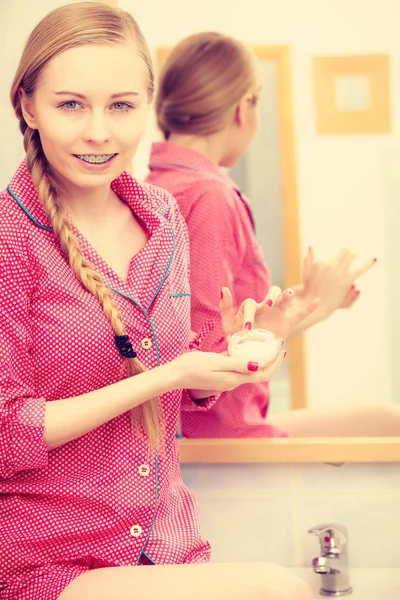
top-left (147, 41), bottom-right (398, 447)
top-left (1, 0), bottom-right (397, 462)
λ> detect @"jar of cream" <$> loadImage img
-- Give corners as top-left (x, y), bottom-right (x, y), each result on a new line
top-left (228, 329), bottom-right (278, 367)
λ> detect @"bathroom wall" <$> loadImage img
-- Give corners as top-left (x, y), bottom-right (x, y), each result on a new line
top-left (181, 462), bottom-right (400, 567)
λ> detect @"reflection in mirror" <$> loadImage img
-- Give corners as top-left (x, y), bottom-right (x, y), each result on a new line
top-left (151, 38), bottom-right (399, 441)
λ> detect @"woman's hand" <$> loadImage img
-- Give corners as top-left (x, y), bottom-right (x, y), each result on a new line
top-left (168, 345), bottom-right (286, 394)
top-left (218, 286), bottom-right (321, 341)
top-left (291, 247), bottom-right (376, 321)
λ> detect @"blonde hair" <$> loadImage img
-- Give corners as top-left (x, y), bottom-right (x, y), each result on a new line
top-left (10, 2), bottom-right (161, 449)
top-left (156, 32), bottom-right (258, 139)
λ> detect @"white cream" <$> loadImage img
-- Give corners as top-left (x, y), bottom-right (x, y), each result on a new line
top-left (228, 329), bottom-right (278, 366)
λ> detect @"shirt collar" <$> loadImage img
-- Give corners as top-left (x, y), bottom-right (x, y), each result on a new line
top-left (6, 159), bottom-right (167, 235)
top-left (148, 141), bottom-right (241, 191)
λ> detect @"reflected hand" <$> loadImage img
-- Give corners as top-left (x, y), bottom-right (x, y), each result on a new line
top-left (291, 247), bottom-right (376, 320)
top-left (219, 286), bottom-right (321, 342)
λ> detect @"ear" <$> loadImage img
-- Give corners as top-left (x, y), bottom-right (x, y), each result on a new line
top-left (234, 92), bottom-right (254, 128)
top-left (19, 88), bottom-right (39, 130)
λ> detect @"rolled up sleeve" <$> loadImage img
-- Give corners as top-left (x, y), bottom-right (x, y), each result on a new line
top-left (0, 223), bottom-right (48, 479)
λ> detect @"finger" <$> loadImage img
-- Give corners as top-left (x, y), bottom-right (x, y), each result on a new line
top-left (331, 248), bottom-right (352, 269)
top-left (274, 288), bottom-right (295, 311)
top-left (303, 246), bottom-right (314, 282)
top-left (340, 286), bottom-right (354, 308)
top-left (219, 287), bottom-right (236, 337)
top-left (342, 251), bottom-right (357, 270)
top-left (242, 298), bottom-right (258, 330)
top-left (342, 288), bottom-right (360, 309)
top-left (289, 297), bottom-right (321, 325)
top-left (351, 257), bottom-right (377, 280)
top-left (262, 285), bottom-right (282, 308)
top-left (256, 349), bottom-right (287, 380)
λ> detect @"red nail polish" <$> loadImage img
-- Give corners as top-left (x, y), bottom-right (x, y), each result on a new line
top-left (281, 340), bottom-right (285, 347)
top-left (245, 322), bottom-right (252, 331)
top-left (356, 290), bottom-right (361, 295)
top-left (284, 351), bottom-right (287, 359)
top-left (373, 258), bottom-right (378, 263)
top-left (267, 299), bottom-right (273, 307)
top-left (351, 284), bottom-right (355, 290)
top-left (221, 290), bottom-right (223, 299)
top-left (248, 361), bottom-right (259, 372)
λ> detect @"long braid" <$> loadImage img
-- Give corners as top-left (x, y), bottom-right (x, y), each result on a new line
top-left (23, 124), bottom-right (162, 449)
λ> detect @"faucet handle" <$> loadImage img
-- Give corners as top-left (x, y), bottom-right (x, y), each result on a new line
top-left (308, 523), bottom-right (349, 556)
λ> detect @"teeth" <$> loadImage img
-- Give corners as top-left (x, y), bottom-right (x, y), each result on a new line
top-left (76, 154), bottom-right (115, 164)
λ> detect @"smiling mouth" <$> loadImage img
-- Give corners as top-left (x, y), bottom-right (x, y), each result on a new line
top-left (74, 153), bottom-right (117, 164)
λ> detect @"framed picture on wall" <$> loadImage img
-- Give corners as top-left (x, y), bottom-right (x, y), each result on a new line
top-left (313, 53), bottom-right (391, 134)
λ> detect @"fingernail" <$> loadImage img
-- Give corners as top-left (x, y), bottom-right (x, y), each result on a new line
top-left (351, 284), bottom-right (355, 290)
top-left (373, 258), bottom-right (378, 263)
top-left (356, 290), bottom-right (361, 295)
top-left (287, 289), bottom-right (294, 295)
top-left (221, 290), bottom-right (223, 299)
top-left (266, 299), bottom-right (273, 307)
top-left (284, 351), bottom-right (287, 359)
top-left (281, 339), bottom-right (285, 347)
top-left (245, 322), bottom-right (252, 331)
top-left (248, 361), bottom-right (259, 372)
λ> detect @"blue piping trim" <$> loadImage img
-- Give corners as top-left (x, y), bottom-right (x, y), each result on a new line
top-left (136, 451), bottom-right (159, 565)
top-left (169, 293), bottom-right (191, 298)
top-left (141, 552), bottom-right (157, 565)
top-left (107, 219), bottom-right (175, 563)
top-left (106, 286), bottom-right (162, 366)
top-left (7, 186), bottom-right (52, 231)
top-left (146, 218), bottom-right (176, 312)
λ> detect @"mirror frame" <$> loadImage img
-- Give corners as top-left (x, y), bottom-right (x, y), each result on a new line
top-left (178, 437), bottom-right (400, 463)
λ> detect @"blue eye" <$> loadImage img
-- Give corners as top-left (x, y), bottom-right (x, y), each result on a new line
top-left (111, 102), bottom-right (134, 112)
top-left (60, 101), bottom-right (81, 111)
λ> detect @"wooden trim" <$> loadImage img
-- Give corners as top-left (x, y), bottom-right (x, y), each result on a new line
top-left (252, 46), bottom-right (305, 410)
top-left (156, 45), bottom-right (305, 411)
top-left (178, 438), bottom-right (400, 463)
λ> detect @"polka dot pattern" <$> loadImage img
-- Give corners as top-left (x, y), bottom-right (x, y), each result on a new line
top-left (146, 142), bottom-right (289, 439)
top-left (0, 160), bottom-right (212, 600)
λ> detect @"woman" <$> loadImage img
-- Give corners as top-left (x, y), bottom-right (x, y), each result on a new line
top-left (0, 5), bottom-right (316, 600)
top-left (146, 32), bottom-right (397, 439)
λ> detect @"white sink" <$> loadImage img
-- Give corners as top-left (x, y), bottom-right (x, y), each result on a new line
top-left (291, 568), bottom-right (400, 600)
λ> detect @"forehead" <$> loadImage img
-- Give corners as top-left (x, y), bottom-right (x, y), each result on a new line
top-left (40, 42), bottom-right (148, 95)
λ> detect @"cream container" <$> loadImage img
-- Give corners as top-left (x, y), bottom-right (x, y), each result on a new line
top-left (227, 329), bottom-right (278, 367)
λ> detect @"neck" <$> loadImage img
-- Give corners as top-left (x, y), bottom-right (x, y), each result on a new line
top-left (61, 180), bottom-right (121, 227)
top-left (167, 130), bottom-right (229, 166)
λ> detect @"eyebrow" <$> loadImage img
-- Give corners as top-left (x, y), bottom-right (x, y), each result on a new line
top-left (52, 91), bottom-right (140, 99)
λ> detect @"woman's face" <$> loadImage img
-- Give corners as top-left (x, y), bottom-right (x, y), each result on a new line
top-left (21, 42), bottom-right (150, 192)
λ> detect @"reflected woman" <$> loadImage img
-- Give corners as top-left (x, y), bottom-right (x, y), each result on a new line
top-left (145, 32), bottom-right (398, 438)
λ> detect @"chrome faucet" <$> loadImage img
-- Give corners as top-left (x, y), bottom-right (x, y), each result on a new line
top-left (308, 523), bottom-right (352, 596)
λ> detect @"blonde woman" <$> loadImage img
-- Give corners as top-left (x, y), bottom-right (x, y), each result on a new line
top-left (0, 4), bottom-right (318, 600)
top-left (146, 32), bottom-right (398, 439)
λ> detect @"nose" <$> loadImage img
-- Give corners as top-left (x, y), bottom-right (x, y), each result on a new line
top-left (82, 110), bottom-right (111, 144)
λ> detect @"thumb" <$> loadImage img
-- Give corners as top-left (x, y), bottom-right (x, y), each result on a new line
top-left (219, 287), bottom-right (236, 337)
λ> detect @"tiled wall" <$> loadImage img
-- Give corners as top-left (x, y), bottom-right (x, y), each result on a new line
top-left (181, 463), bottom-right (400, 568)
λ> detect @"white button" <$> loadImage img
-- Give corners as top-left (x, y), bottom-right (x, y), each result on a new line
top-left (141, 337), bottom-right (152, 350)
top-left (130, 524), bottom-right (143, 538)
top-left (138, 464), bottom-right (150, 477)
